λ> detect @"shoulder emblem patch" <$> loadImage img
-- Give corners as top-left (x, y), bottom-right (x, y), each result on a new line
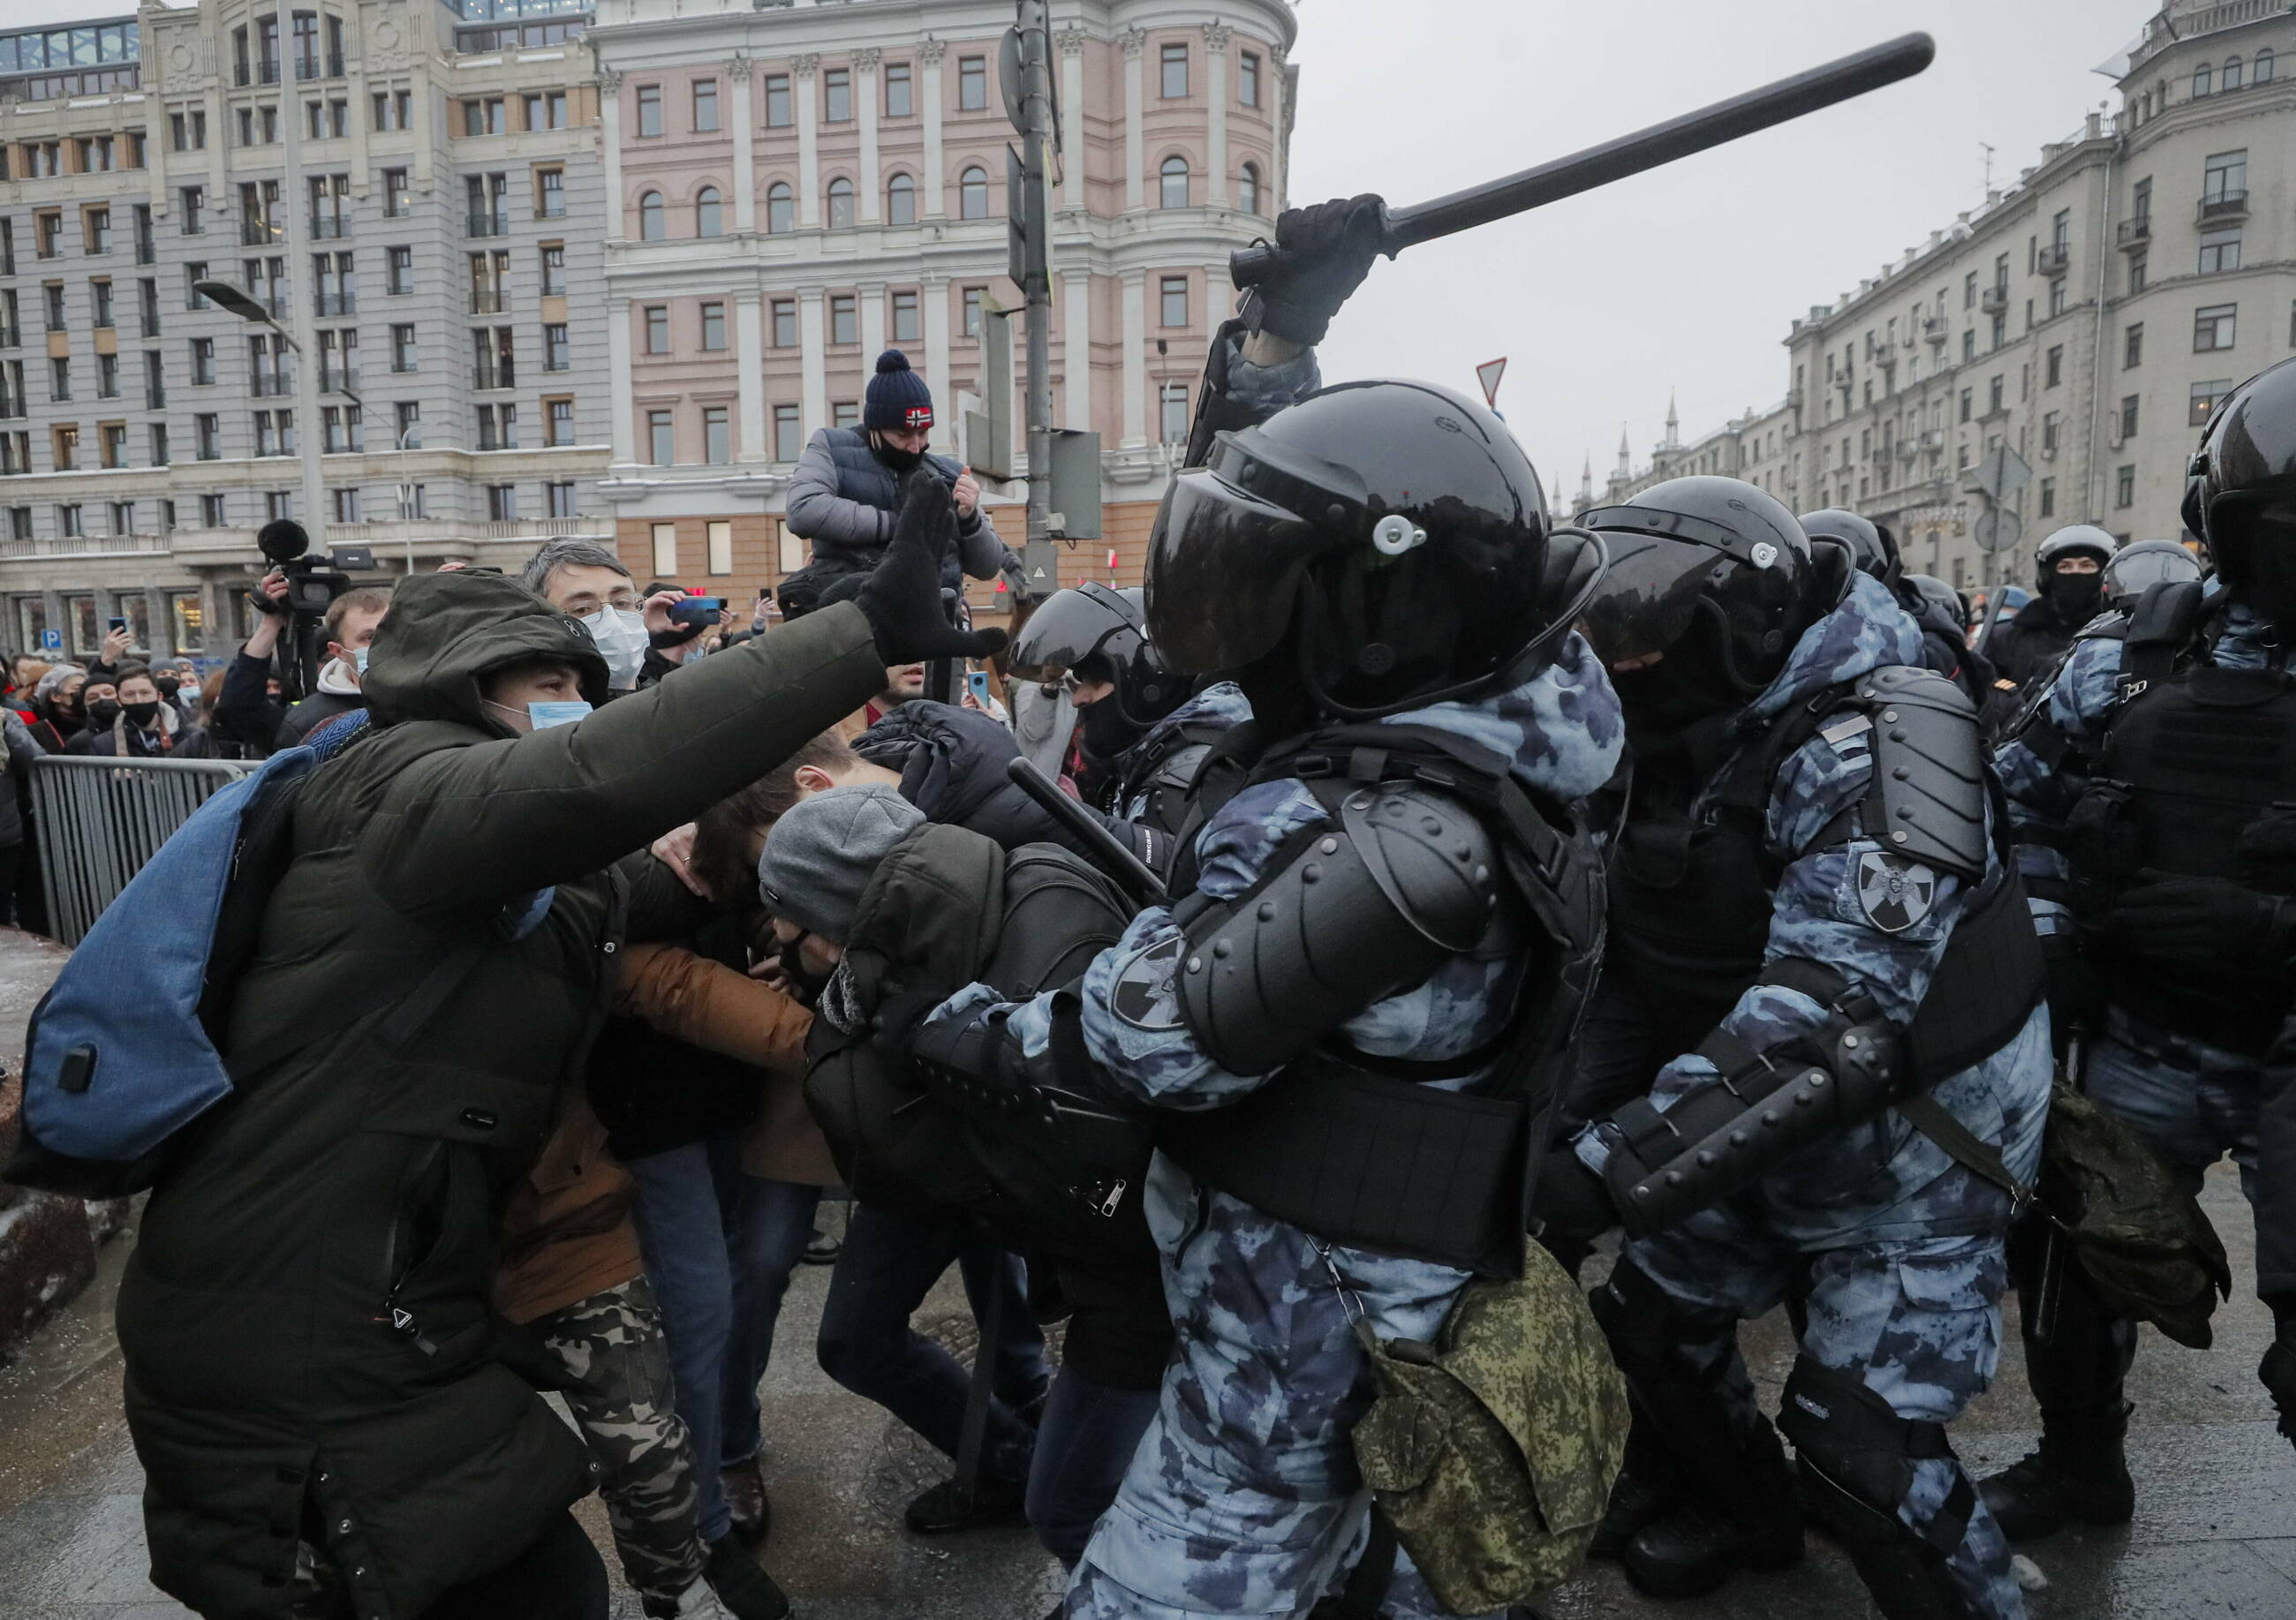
top-left (1856, 850), bottom-right (1938, 934)
top-left (1110, 934), bottom-right (1187, 1030)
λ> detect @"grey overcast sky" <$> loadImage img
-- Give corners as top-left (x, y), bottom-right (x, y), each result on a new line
top-left (33, 0), bottom-right (2141, 494)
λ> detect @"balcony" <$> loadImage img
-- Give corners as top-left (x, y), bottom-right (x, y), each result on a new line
top-left (321, 368), bottom-right (361, 394)
top-left (1922, 316), bottom-right (1948, 343)
top-left (292, 53), bottom-right (346, 81)
top-left (2199, 191), bottom-right (2248, 223)
top-left (0, 253), bottom-right (11, 276)
top-left (535, 201), bottom-right (566, 221)
top-left (467, 213), bottom-right (509, 238)
top-left (2118, 216), bottom-right (2151, 250)
top-left (0, 328), bottom-right (17, 350)
top-left (1897, 439), bottom-right (1919, 462)
top-left (309, 215), bottom-right (349, 239)
top-left (140, 314), bottom-right (161, 338)
top-left (1979, 285), bottom-right (2009, 314)
top-left (147, 386), bottom-right (165, 411)
top-left (240, 219), bottom-right (280, 248)
top-left (194, 445), bottom-right (220, 461)
top-left (472, 364), bottom-right (515, 391)
top-left (2036, 244), bottom-right (2070, 276)
top-left (313, 292), bottom-right (357, 317)
top-left (250, 373), bottom-right (292, 397)
top-left (0, 531), bottom-right (169, 561)
top-left (470, 290), bottom-right (505, 314)
top-left (134, 237), bottom-right (155, 267)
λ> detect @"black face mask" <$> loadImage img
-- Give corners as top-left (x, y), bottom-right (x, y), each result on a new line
top-left (125, 700), bottom-right (161, 727)
top-left (2044, 570), bottom-right (2104, 625)
top-left (1076, 694), bottom-right (1144, 765)
top-left (774, 937), bottom-right (835, 1006)
top-left (86, 697), bottom-right (121, 727)
top-left (873, 442), bottom-right (925, 477)
top-left (1609, 622), bottom-right (1745, 743)
top-left (155, 677), bottom-right (180, 697)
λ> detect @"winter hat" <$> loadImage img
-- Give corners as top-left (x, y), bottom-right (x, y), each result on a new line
top-left (757, 782), bottom-right (925, 943)
top-left (864, 350), bottom-right (934, 433)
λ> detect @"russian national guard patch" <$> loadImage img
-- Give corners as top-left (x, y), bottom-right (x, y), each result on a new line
top-left (1111, 934), bottom-right (1187, 1030)
top-left (1856, 850), bottom-right (1938, 934)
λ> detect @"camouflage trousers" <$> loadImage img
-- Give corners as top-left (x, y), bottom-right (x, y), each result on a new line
top-left (534, 1277), bottom-right (710, 1604)
top-left (1063, 1154), bottom-right (1499, 1620)
top-left (1623, 1211), bottom-right (2024, 1620)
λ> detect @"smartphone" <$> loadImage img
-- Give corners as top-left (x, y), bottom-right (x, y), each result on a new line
top-left (668, 597), bottom-right (721, 629)
top-left (966, 670), bottom-right (993, 705)
top-left (108, 617), bottom-right (127, 634)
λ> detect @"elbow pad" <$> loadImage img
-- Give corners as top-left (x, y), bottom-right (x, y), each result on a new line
top-left (1175, 783), bottom-right (1499, 1075)
top-left (1597, 1013), bottom-right (1906, 1239)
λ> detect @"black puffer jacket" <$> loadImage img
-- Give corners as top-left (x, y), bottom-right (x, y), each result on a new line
top-left (117, 572), bottom-right (885, 1619)
top-left (854, 700), bottom-right (1076, 850)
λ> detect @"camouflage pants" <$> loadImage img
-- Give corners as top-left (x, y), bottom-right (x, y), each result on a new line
top-left (1624, 1213), bottom-right (2025, 1620)
top-left (534, 1277), bottom-right (710, 1603)
top-left (1063, 1154), bottom-right (1499, 1620)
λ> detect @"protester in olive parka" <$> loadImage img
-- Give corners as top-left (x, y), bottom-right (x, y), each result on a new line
top-left (113, 484), bottom-right (1001, 1620)
top-left (1987, 357), bottom-right (2296, 1541)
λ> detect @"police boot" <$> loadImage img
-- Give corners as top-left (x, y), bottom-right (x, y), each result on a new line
top-left (1588, 1411), bottom-right (1683, 1561)
top-left (1618, 1420), bottom-right (1803, 1600)
top-left (2261, 1317), bottom-right (2296, 1449)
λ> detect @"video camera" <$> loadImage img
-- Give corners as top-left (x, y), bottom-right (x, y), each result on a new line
top-left (254, 520), bottom-right (378, 700)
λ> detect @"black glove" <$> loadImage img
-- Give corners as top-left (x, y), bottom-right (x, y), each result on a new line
top-left (852, 471), bottom-right (1009, 667)
top-left (2104, 868), bottom-right (2296, 970)
top-left (1248, 193), bottom-right (1388, 346)
top-left (871, 983), bottom-right (949, 1053)
top-left (1530, 1145), bottom-right (1618, 1244)
top-left (2039, 930), bottom-right (2103, 1056)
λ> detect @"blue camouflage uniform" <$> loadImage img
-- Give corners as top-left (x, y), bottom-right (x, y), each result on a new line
top-left (1110, 681), bottom-right (1253, 821)
top-left (925, 638), bottom-right (1626, 1619)
top-left (1576, 572), bottom-right (2053, 1620)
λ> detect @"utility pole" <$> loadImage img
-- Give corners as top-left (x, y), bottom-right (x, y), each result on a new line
top-left (276, 11), bottom-right (328, 560)
top-left (1016, 0), bottom-right (1054, 547)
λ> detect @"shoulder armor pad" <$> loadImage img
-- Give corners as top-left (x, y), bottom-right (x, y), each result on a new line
top-left (1149, 741), bottom-right (1213, 795)
top-left (1173, 785), bottom-right (1499, 1074)
top-left (1852, 666), bottom-right (1987, 880)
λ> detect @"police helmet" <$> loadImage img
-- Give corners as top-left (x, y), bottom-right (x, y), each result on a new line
top-left (2183, 358), bottom-right (2296, 621)
top-left (2102, 540), bottom-right (2204, 609)
top-left (1904, 573), bottom-right (1967, 630)
top-left (1578, 477), bottom-right (1832, 696)
top-left (1009, 584), bottom-right (1186, 730)
top-left (1145, 378), bottom-right (1601, 719)
top-left (1800, 508), bottom-right (1900, 587)
top-left (2034, 524), bottom-right (2117, 585)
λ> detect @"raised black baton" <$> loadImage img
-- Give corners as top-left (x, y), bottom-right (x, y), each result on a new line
top-left (1006, 757), bottom-right (1170, 908)
top-left (1231, 32), bottom-right (1936, 289)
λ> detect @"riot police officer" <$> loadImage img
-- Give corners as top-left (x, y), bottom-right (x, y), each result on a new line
top-left (1801, 509), bottom-right (1993, 701)
top-left (1546, 477), bottom-right (2051, 1619)
top-left (893, 194), bottom-right (1625, 1619)
top-left (2100, 538), bottom-right (2205, 610)
top-left (1983, 524), bottom-right (2118, 712)
top-left (1007, 583), bottom-right (1250, 876)
top-left (1986, 357), bottom-right (2296, 1538)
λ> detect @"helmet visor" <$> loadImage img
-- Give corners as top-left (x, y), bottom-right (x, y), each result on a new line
top-left (1010, 586), bottom-right (1138, 681)
top-left (1145, 465), bottom-right (1323, 675)
top-left (1575, 531), bottom-right (1737, 667)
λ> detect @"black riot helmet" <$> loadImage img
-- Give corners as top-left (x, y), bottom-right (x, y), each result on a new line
top-left (1579, 477), bottom-right (1832, 696)
top-left (2184, 358), bottom-right (2296, 623)
top-left (1009, 583), bottom-right (1186, 729)
top-left (2102, 539), bottom-right (2204, 609)
top-left (2034, 524), bottom-right (2117, 585)
top-left (1903, 573), bottom-right (1968, 632)
top-left (1799, 508), bottom-right (1900, 588)
top-left (1145, 378), bottom-right (1603, 720)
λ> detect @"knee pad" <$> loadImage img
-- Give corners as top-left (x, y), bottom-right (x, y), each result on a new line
top-left (1778, 1356), bottom-right (1968, 1556)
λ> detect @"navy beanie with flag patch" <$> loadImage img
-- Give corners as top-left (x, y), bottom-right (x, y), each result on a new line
top-left (864, 349), bottom-right (934, 433)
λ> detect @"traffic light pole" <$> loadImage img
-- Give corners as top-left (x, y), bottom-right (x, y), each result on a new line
top-left (1017, 0), bottom-right (1054, 548)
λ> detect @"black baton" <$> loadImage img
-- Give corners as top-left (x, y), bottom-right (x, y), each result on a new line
top-left (1006, 757), bottom-right (1169, 908)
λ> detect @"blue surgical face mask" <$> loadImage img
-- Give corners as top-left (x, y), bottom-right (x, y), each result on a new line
top-left (526, 700), bottom-right (592, 729)
top-left (352, 645), bottom-right (371, 674)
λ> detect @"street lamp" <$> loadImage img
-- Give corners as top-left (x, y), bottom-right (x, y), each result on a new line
top-left (194, 275), bottom-right (327, 566)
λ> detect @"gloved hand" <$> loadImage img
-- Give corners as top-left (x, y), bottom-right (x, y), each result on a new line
top-left (871, 983), bottom-right (949, 1053)
top-left (2105, 868), bottom-right (2296, 969)
top-left (1530, 1145), bottom-right (1618, 1244)
top-left (852, 471), bottom-right (1009, 667)
top-left (1249, 193), bottom-right (1388, 346)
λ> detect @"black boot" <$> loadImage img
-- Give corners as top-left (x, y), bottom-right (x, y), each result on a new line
top-left (1619, 1420), bottom-right (1803, 1599)
top-left (1979, 1403), bottom-right (2134, 1541)
top-left (1588, 1411), bottom-right (1683, 1561)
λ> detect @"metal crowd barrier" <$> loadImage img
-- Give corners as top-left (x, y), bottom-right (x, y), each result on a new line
top-left (30, 754), bottom-right (256, 946)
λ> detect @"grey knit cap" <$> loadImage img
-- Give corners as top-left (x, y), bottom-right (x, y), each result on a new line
top-left (756, 782), bottom-right (925, 943)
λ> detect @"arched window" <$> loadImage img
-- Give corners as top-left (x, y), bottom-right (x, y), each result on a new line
top-left (1238, 161), bottom-right (1262, 216)
top-left (766, 181), bottom-right (794, 234)
top-left (638, 191), bottom-right (665, 240)
top-left (886, 171), bottom-right (917, 226)
top-left (2257, 48), bottom-right (2276, 84)
top-left (2224, 56), bottom-right (2244, 91)
top-left (2194, 61), bottom-right (2213, 96)
top-left (827, 176), bottom-right (855, 229)
top-left (1159, 154), bottom-right (1190, 209)
top-left (959, 164), bottom-right (988, 220)
top-left (694, 185), bottom-right (721, 237)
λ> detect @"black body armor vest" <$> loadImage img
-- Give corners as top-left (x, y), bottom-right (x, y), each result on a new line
top-left (2070, 583), bottom-right (2296, 1050)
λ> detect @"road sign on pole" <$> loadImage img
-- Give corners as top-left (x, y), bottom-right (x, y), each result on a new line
top-left (1475, 358), bottom-right (1507, 409)
top-left (1973, 444), bottom-right (2032, 503)
top-left (1973, 507), bottom-right (2024, 554)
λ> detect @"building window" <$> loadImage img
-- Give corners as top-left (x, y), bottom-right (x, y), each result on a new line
top-left (774, 403), bottom-right (801, 460)
top-left (707, 519), bottom-right (733, 576)
top-left (891, 290), bottom-right (920, 343)
top-left (2200, 227), bottom-right (2241, 275)
top-left (704, 406), bottom-right (730, 464)
top-left (2128, 255), bottom-right (2147, 296)
top-left (830, 294), bottom-right (857, 346)
top-left (886, 63), bottom-right (912, 118)
top-left (645, 305), bottom-right (670, 355)
top-left (540, 244), bottom-right (566, 297)
top-left (2116, 464), bottom-right (2135, 507)
top-left (2125, 322), bottom-right (2143, 368)
top-left (331, 486), bottom-right (360, 523)
top-left (2045, 346), bottom-right (2063, 388)
top-left (694, 301), bottom-right (725, 352)
top-left (1160, 155), bottom-right (1190, 209)
top-left (2043, 411), bottom-right (2061, 454)
top-left (1957, 388), bottom-right (1971, 424)
top-left (824, 68), bottom-right (851, 123)
top-left (545, 323), bottom-right (570, 371)
top-left (765, 74), bottom-right (792, 127)
top-left (2192, 379), bottom-right (2233, 426)
top-left (191, 336), bottom-right (215, 384)
top-left (827, 177), bottom-right (856, 230)
top-left (1239, 162), bottom-right (1262, 216)
top-left (537, 167), bottom-right (565, 220)
top-left (1160, 382), bottom-right (1189, 442)
top-left (391, 324), bottom-right (418, 372)
top-left (546, 481), bottom-right (576, 518)
top-left (767, 183), bottom-right (795, 234)
top-left (696, 187), bottom-right (722, 237)
top-left (638, 192), bottom-right (665, 241)
top-left (636, 84), bottom-right (662, 138)
top-left (887, 173), bottom-right (917, 226)
top-left (958, 57), bottom-right (987, 112)
top-left (2195, 303), bottom-right (2237, 352)
top-left (1240, 52), bottom-right (1261, 109)
top-left (2194, 62), bottom-right (2213, 98)
top-left (1161, 42), bottom-right (1189, 99)
top-left (395, 400), bottom-right (420, 448)
top-left (195, 414), bottom-right (220, 459)
top-left (181, 186), bottom-right (205, 235)
top-left (486, 484), bottom-right (517, 521)
top-left (963, 286), bottom-right (984, 338)
top-left (523, 90), bottom-right (568, 131)
top-left (2258, 48), bottom-right (2276, 84)
top-left (384, 168), bottom-right (410, 217)
top-left (691, 79), bottom-right (719, 133)
top-left (651, 523), bottom-right (678, 577)
top-left (773, 299), bottom-right (797, 348)
top-left (2119, 395), bottom-right (2140, 440)
top-left (648, 410), bottom-right (674, 464)
top-left (2224, 57), bottom-right (2244, 92)
top-left (57, 504), bottom-right (81, 538)
top-left (959, 166), bottom-right (989, 220)
top-left (2039, 478), bottom-right (2056, 519)
top-left (833, 402), bottom-right (860, 429)
top-left (1159, 275), bottom-right (1188, 328)
top-left (2204, 149), bottom-right (2247, 207)
top-left (463, 97), bottom-right (506, 137)
top-left (540, 396), bottom-right (571, 447)
top-left (1961, 329), bottom-right (1975, 363)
